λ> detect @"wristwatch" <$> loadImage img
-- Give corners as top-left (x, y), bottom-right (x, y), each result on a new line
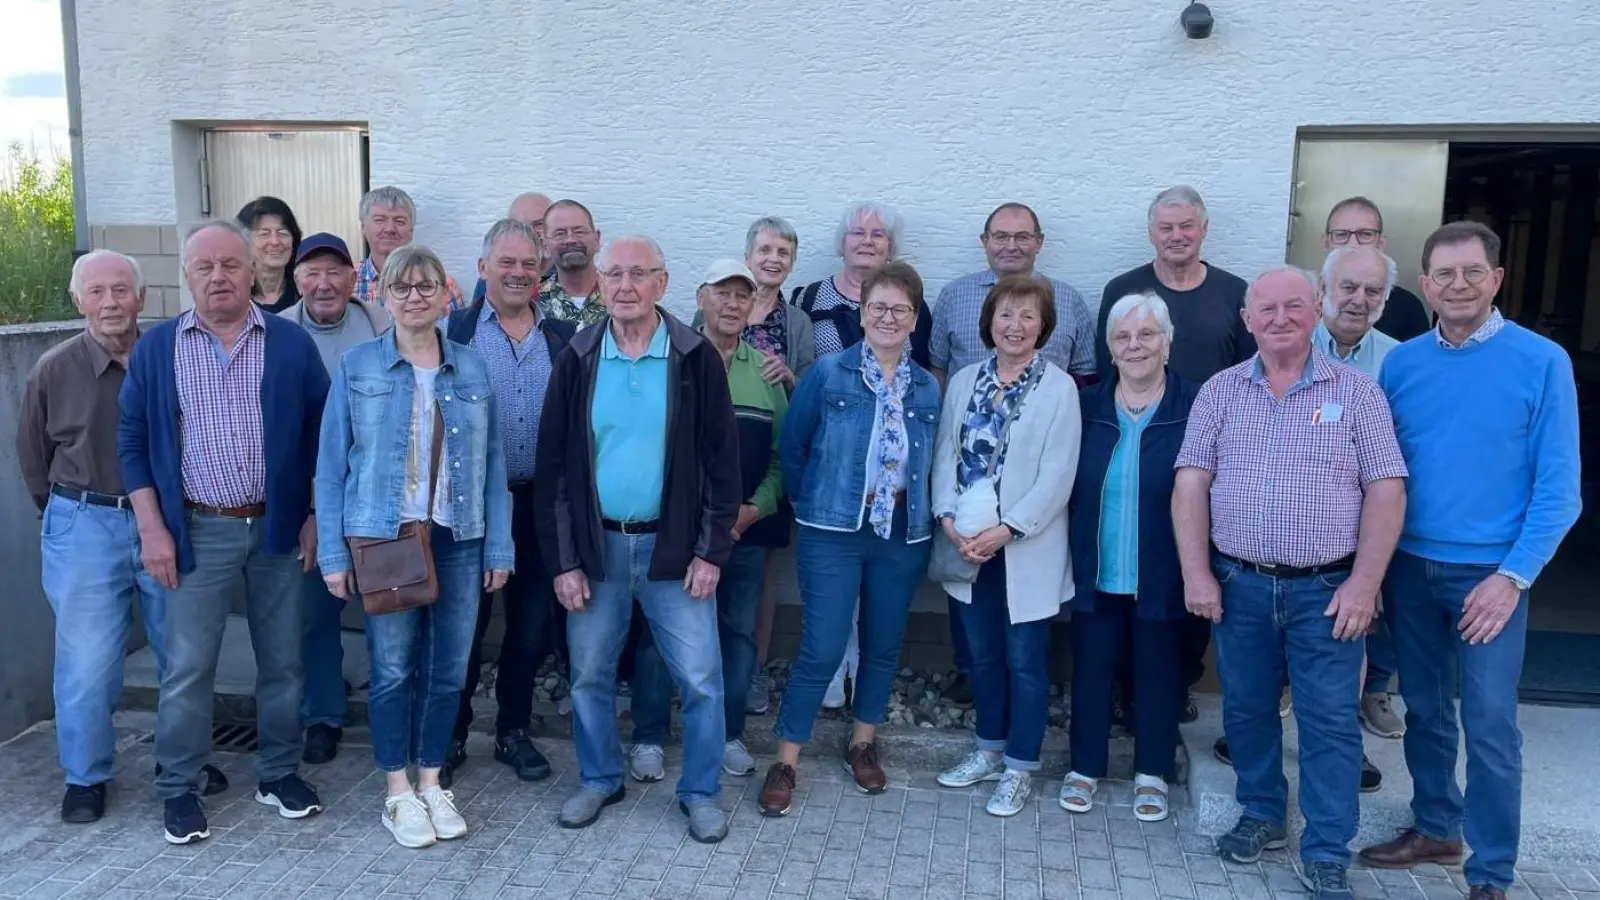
top-left (1005, 524), bottom-right (1025, 541)
top-left (1496, 568), bottom-right (1530, 591)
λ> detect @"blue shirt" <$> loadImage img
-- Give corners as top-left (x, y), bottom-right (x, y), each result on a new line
top-left (592, 316), bottom-right (670, 521)
top-left (1096, 405), bottom-right (1153, 594)
top-left (1313, 320), bottom-right (1398, 378)
top-left (471, 304), bottom-right (552, 483)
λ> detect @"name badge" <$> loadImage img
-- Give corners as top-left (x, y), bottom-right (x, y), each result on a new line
top-left (1312, 403), bottom-right (1344, 425)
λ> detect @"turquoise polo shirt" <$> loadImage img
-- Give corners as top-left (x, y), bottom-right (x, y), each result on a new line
top-left (592, 315), bottom-right (670, 521)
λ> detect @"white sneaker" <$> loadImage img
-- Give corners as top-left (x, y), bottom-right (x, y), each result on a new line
top-left (986, 771), bottom-right (1032, 818)
top-left (823, 670), bottom-right (847, 710)
top-left (937, 750), bottom-right (1005, 788)
top-left (418, 785), bottom-right (468, 840)
top-left (722, 739), bottom-right (757, 777)
top-left (382, 791), bottom-right (436, 848)
top-left (629, 744), bottom-right (666, 782)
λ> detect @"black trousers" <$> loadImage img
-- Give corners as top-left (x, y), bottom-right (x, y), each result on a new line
top-left (1071, 593), bottom-right (1183, 778)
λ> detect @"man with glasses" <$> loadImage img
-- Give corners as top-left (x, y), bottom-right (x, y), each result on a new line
top-left (354, 186), bottom-right (465, 315)
top-left (1321, 197), bottom-right (1431, 341)
top-left (539, 199), bottom-right (606, 326)
top-left (1360, 222), bottom-right (1581, 900)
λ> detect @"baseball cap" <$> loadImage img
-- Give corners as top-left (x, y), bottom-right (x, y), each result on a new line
top-left (294, 232), bottom-right (354, 267)
top-left (698, 258), bottom-right (757, 290)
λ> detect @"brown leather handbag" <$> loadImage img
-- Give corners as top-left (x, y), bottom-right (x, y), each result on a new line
top-left (348, 405), bottom-right (445, 615)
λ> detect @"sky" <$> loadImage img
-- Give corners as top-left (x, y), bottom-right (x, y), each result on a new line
top-left (0, 0), bottom-right (70, 165)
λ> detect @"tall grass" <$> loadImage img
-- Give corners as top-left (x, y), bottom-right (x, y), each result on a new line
top-left (0, 143), bottom-right (76, 325)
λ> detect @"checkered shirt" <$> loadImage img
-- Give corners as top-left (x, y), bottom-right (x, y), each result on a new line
top-left (472, 304), bottom-right (553, 483)
top-left (1175, 350), bottom-right (1408, 567)
top-left (1436, 307), bottom-right (1505, 349)
top-left (355, 257), bottom-right (465, 316)
top-left (174, 306), bottom-right (267, 507)
top-left (930, 269), bottom-right (1096, 375)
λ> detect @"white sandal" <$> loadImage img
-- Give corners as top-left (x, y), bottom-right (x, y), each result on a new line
top-left (1058, 772), bottom-right (1097, 813)
top-left (1133, 774), bottom-right (1169, 823)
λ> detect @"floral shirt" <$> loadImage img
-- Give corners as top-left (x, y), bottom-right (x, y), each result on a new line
top-left (537, 273), bottom-right (607, 326)
top-left (744, 302), bottom-right (789, 359)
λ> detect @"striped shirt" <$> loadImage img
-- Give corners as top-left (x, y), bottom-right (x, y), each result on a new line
top-left (175, 306), bottom-right (268, 507)
top-left (930, 269), bottom-right (1096, 375)
top-left (472, 304), bottom-right (553, 482)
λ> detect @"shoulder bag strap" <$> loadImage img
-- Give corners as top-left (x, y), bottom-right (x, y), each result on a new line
top-left (987, 369), bottom-right (1043, 485)
top-left (424, 401), bottom-right (444, 520)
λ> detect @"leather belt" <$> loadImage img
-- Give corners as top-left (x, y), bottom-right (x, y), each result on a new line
top-left (186, 500), bottom-right (267, 519)
top-left (863, 490), bottom-right (907, 507)
top-left (602, 518), bottom-right (658, 535)
top-left (1218, 551), bottom-right (1355, 579)
top-left (52, 484), bottom-right (131, 510)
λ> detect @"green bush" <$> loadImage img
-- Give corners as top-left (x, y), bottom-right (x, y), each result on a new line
top-left (0, 144), bottom-right (76, 325)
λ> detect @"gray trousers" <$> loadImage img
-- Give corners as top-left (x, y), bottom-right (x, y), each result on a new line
top-left (154, 511), bottom-right (304, 799)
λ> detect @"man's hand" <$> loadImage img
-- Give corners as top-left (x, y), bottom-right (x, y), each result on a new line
top-left (324, 570), bottom-right (355, 600)
top-left (298, 514), bottom-right (318, 573)
top-left (555, 570), bottom-right (590, 612)
top-left (1324, 576), bottom-right (1377, 640)
top-left (962, 525), bottom-right (1011, 564)
top-left (140, 523), bottom-right (179, 589)
top-left (731, 503), bottom-right (761, 540)
top-left (759, 352), bottom-right (795, 388)
top-left (1184, 572), bottom-right (1223, 623)
top-left (1459, 573), bottom-right (1522, 645)
top-left (684, 558), bottom-right (721, 600)
top-left (483, 569), bottom-right (511, 592)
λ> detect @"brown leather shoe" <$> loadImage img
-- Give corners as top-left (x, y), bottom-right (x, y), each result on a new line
top-left (758, 763), bottom-right (796, 817)
top-left (1467, 886), bottom-right (1506, 900)
top-left (845, 741), bottom-right (887, 794)
top-left (1358, 829), bottom-right (1465, 868)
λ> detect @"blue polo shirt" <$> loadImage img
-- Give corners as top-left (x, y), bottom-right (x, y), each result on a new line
top-left (592, 315), bottom-right (670, 521)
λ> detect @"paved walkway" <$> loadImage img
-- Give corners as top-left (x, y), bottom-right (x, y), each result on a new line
top-left (1, 712), bottom-right (1597, 899)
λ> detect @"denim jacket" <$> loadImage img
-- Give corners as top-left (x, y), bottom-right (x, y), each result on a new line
top-left (314, 329), bottom-right (515, 575)
top-left (779, 347), bottom-right (941, 542)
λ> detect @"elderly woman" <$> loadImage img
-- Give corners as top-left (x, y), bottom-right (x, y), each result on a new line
top-left (1063, 291), bottom-right (1198, 823)
top-left (792, 202), bottom-right (933, 367)
top-left (759, 261), bottom-right (941, 815)
top-left (314, 244), bottom-right (514, 849)
top-left (929, 275), bottom-right (1081, 817)
top-left (237, 196), bottom-right (303, 312)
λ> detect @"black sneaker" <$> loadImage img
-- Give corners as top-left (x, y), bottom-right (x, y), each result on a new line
top-left (154, 763), bottom-right (230, 796)
top-left (1213, 736), bottom-right (1231, 766)
top-left (255, 774), bottom-right (323, 819)
top-left (1180, 691), bottom-right (1199, 724)
top-left (941, 673), bottom-right (975, 709)
top-left (494, 730), bottom-right (552, 781)
top-left (1360, 755), bottom-right (1383, 793)
top-left (1216, 815), bottom-right (1288, 864)
top-left (61, 783), bottom-right (106, 824)
top-left (439, 739), bottom-right (469, 790)
top-left (163, 793), bottom-right (210, 845)
top-left (302, 724), bottom-right (342, 765)
top-left (1301, 861), bottom-right (1354, 900)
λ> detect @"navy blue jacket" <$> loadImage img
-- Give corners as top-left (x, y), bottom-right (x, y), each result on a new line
top-left (1068, 370), bottom-right (1198, 620)
top-left (118, 313), bottom-right (329, 573)
top-left (445, 299), bottom-right (577, 356)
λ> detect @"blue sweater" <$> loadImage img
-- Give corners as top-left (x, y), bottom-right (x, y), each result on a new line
top-left (1379, 322), bottom-right (1582, 583)
top-left (118, 314), bottom-right (330, 573)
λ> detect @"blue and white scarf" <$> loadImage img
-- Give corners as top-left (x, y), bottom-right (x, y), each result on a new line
top-left (861, 342), bottom-right (913, 539)
top-left (956, 354), bottom-right (1043, 490)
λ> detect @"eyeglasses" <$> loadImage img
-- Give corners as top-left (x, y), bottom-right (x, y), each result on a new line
top-left (1111, 328), bottom-right (1164, 347)
top-left (1428, 266), bottom-right (1492, 287)
top-left (865, 302), bottom-right (915, 322)
top-left (1327, 228), bottom-right (1381, 245)
top-left (599, 267), bottom-right (664, 283)
top-left (549, 227), bottom-right (593, 242)
top-left (986, 231), bottom-right (1039, 246)
top-left (386, 280), bottom-right (441, 299)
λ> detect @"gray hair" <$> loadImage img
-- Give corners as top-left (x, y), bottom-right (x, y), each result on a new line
top-left (379, 243), bottom-right (447, 289)
top-left (746, 216), bottom-right (799, 257)
top-left (1104, 291), bottom-right (1175, 350)
top-left (359, 186), bottom-right (416, 222)
top-left (1246, 264), bottom-right (1318, 308)
top-left (834, 202), bottom-right (904, 259)
top-left (480, 217), bottom-right (542, 260)
top-left (1147, 185), bottom-right (1208, 227)
top-left (1320, 246), bottom-right (1397, 323)
top-left (596, 235), bottom-right (666, 271)
top-left (70, 249), bottom-right (145, 296)
top-left (183, 217), bottom-right (252, 252)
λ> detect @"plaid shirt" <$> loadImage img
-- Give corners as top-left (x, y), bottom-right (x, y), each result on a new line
top-left (355, 257), bottom-right (465, 316)
top-left (537, 272), bottom-right (607, 326)
top-left (930, 269), bottom-right (1097, 375)
top-left (1435, 307), bottom-right (1505, 349)
top-left (1175, 350), bottom-right (1408, 567)
top-left (174, 306), bottom-right (268, 507)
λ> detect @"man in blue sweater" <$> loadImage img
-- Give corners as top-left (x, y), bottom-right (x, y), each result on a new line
top-left (1360, 222), bottom-right (1582, 900)
top-left (119, 219), bottom-right (331, 845)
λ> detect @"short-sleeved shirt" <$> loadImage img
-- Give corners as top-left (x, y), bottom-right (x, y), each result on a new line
top-left (591, 316), bottom-right (670, 521)
top-left (1174, 350), bottom-right (1408, 567)
top-left (175, 306), bottom-right (268, 508)
top-left (472, 304), bottom-right (553, 483)
top-left (539, 273), bottom-right (607, 326)
top-left (930, 269), bottom-right (1096, 376)
top-left (1097, 262), bottom-right (1255, 383)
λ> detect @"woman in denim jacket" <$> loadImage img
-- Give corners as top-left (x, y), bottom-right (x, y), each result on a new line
top-left (314, 244), bottom-right (514, 849)
top-left (758, 261), bottom-right (941, 815)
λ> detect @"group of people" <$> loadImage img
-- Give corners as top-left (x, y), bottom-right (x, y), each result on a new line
top-left (17, 179), bottom-right (1580, 900)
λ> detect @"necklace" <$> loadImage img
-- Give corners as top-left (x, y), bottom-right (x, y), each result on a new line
top-left (1117, 380), bottom-right (1164, 415)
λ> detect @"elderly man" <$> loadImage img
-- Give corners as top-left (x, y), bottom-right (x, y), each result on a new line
top-left (538, 199), bottom-right (606, 326)
top-left (1360, 223), bottom-right (1581, 900)
top-left (472, 192), bottom-right (554, 304)
top-left (442, 218), bottom-right (575, 786)
top-left (1174, 266), bottom-right (1408, 899)
top-left (629, 260), bottom-right (789, 782)
top-left (534, 236), bottom-right (741, 843)
top-left (354, 186), bottom-right (465, 314)
top-left (120, 219), bottom-right (330, 844)
top-left (279, 232), bottom-right (391, 764)
top-left (1321, 197), bottom-right (1431, 341)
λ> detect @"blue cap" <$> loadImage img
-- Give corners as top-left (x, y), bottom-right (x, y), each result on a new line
top-left (294, 232), bottom-right (353, 267)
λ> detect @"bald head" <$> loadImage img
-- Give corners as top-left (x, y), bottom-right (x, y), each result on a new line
top-left (509, 192), bottom-right (552, 230)
top-left (1243, 266), bottom-right (1319, 358)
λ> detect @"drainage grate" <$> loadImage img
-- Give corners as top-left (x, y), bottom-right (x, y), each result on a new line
top-left (138, 722), bottom-right (260, 754)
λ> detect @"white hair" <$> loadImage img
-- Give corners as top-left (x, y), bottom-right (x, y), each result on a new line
top-left (1147, 185), bottom-right (1208, 227)
top-left (70, 249), bottom-right (145, 296)
top-left (595, 235), bottom-right (666, 270)
top-left (834, 202), bottom-right (904, 259)
top-left (359, 186), bottom-right (416, 222)
top-left (182, 218), bottom-right (252, 252)
top-left (1320, 246), bottom-right (1397, 323)
top-left (1104, 291), bottom-right (1175, 349)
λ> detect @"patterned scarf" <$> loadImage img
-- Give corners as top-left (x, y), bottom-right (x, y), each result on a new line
top-left (860, 341), bottom-right (913, 539)
top-left (956, 354), bottom-right (1043, 489)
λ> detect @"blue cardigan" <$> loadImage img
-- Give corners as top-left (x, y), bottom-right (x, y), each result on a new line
top-left (118, 313), bottom-right (330, 573)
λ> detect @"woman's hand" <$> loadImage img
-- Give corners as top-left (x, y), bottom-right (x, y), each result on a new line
top-left (484, 569), bottom-right (511, 592)
top-left (759, 352), bottom-right (795, 388)
top-left (961, 525), bottom-right (1012, 564)
top-left (324, 571), bottom-right (355, 600)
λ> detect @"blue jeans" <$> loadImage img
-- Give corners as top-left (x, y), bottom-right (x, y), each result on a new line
top-left (947, 594), bottom-right (973, 674)
top-left (1363, 610), bottom-right (1398, 694)
top-left (1212, 555), bottom-right (1364, 867)
top-left (956, 552), bottom-right (1051, 770)
top-left (633, 543), bottom-right (768, 745)
top-left (301, 570), bottom-right (350, 728)
top-left (776, 510), bottom-right (931, 745)
top-left (1070, 592), bottom-right (1183, 778)
top-left (1384, 551), bottom-right (1527, 889)
top-left (569, 530), bottom-right (724, 803)
top-left (39, 493), bottom-right (168, 787)
top-left (364, 528), bottom-right (482, 771)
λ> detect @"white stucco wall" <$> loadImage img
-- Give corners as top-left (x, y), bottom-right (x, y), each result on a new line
top-left (75, 0), bottom-right (1600, 316)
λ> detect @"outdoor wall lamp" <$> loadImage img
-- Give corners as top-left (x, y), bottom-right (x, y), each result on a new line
top-left (1181, 1), bottom-right (1215, 39)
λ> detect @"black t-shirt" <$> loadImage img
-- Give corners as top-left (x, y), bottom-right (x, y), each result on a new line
top-left (1096, 262), bottom-right (1255, 384)
top-left (1375, 284), bottom-right (1431, 342)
